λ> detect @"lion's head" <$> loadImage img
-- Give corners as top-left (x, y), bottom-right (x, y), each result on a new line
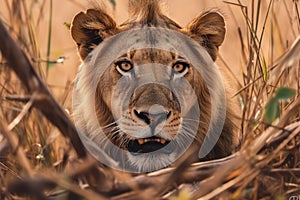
top-left (71, 0), bottom-right (237, 172)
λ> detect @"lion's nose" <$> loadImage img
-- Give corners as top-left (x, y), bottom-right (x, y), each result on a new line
top-left (133, 106), bottom-right (171, 126)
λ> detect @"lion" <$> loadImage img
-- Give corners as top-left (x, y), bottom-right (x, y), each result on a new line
top-left (71, 0), bottom-right (238, 172)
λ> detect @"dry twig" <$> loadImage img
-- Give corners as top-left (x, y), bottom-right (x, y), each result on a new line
top-left (0, 19), bottom-right (86, 158)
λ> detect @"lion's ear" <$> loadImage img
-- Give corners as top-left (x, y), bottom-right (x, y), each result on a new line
top-left (186, 11), bottom-right (225, 61)
top-left (71, 9), bottom-right (118, 60)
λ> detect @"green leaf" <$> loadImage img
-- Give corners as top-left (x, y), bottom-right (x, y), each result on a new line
top-left (169, 189), bottom-right (190, 200)
top-left (244, 188), bottom-right (255, 196)
top-left (263, 87), bottom-right (295, 124)
top-left (275, 87), bottom-right (296, 100)
top-left (263, 97), bottom-right (280, 124)
top-left (64, 22), bottom-right (71, 30)
top-left (262, 58), bottom-right (268, 81)
top-left (275, 195), bottom-right (286, 200)
top-left (109, 0), bottom-right (116, 8)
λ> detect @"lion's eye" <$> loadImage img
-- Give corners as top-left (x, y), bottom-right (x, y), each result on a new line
top-left (172, 61), bottom-right (189, 75)
top-left (116, 60), bottom-right (134, 74)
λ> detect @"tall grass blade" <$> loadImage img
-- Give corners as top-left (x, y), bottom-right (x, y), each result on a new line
top-left (46, 0), bottom-right (53, 77)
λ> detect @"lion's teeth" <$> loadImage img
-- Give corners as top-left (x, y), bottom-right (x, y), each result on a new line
top-left (137, 138), bottom-right (167, 144)
top-left (138, 139), bottom-right (144, 145)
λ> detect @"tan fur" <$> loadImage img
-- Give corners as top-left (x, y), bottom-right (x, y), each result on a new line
top-left (71, 9), bottom-right (118, 59)
top-left (71, 0), bottom-right (225, 61)
top-left (185, 11), bottom-right (225, 61)
top-left (71, 0), bottom-right (237, 166)
top-left (129, 0), bottom-right (162, 19)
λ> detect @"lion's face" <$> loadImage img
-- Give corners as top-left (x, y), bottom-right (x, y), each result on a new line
top-left (95, 49), bottom-right (203, 170)
top-left (71, 2), bottom-right (237, 172)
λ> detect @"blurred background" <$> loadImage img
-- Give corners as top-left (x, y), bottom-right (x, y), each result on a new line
top-left (0, 1), bottom-right (299, 199)
top-left (0, 0), bottom-right (298, 96)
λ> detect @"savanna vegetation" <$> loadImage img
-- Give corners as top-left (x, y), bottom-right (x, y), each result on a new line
top-left (0, 0), bottom-right (299, 199)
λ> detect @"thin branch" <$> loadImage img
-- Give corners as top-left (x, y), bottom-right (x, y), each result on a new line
top-left (0, 19), bottom-right (86, 158)
top-left (5, 95), bottom-right (31, 103)
top-left (0, 120), bottom-right (33, 176)
top-left (7, 92), bottom-right (36, 131)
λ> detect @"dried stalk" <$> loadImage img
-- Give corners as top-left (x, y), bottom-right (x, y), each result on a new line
top-left (0, 19), bottom-right (86, 158)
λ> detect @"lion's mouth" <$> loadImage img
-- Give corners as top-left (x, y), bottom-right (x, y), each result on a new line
top-left (127, 136), bottom-right (172, 155)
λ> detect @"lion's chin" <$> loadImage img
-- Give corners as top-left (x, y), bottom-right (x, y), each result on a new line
top-left (124, 137), bottom-right (178, 172)
top-left (126, 151), bottom-right (177, 172)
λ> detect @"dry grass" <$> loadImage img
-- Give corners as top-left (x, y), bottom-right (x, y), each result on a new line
top-left (0, 0), bottom-right (299, 199)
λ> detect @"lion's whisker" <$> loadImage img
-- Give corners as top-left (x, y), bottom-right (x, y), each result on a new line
top-left (101, 119), bottom-right (122, 130)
